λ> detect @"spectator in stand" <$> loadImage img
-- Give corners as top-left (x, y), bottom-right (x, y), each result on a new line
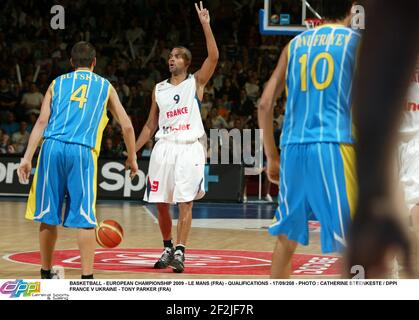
top-left (112, 80), bottom-right (129, 106)
top-left (126, 18), bottom-right (146, 45)
top-left (237, 88), bottom-right (255, 117)
top-left (1, 112), bottom-right (19, 135)
top-left (245, 108), bottom-right (259, 130)
top-left (26, 112), bottom-right (37, 132)
top-left (212, 67), bottom-right (225, 94)
top-left (201, 92), bottom-right (213, 121)
top-left (219, 78), bottom-right (240, 103)
top-left (138, 73), bottom-right (155, 94)
top-left (167, 24), bottom-right (180, 45)
top-left (209, 107), bottom-right (228, 129)
top-left (127, 83), bottom-right (147, 115)
top-left (234, 117), bottom-right (244, 131)
top-left (11, 121), bottom-right (29, 154)
top-left (36, 72), bottom-right (50, 94)
top-left (203, 116), bottom-right (212, 136)
top-left (0, 128), bottom-right (9, 154)
top-left (146, 62), bottom-right (161, 84)
top-left (101, 138), bottom-right (121, 158)
top-left (226, 112), bottom-right (238, 129)
top-left (103, 124), bottom-right (117, 143)
top-left (244, 71), bottom-right (260, 102)
top-left (233, 61), bottom-right (248, 88)
top-left (215, 97), bottom-right (230, 119)
top-left (118, 77), bottom-right (130, 102)
top-left (225, 38), bottom-right (240, 61)
top-left (0, 78), bottom-right (18, 121)
top-left (20, 83), bottom-right (43, 115)
top-left (204, 79), bottom-right (216, 98)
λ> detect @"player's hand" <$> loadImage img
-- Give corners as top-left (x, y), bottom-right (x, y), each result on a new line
top-left (17, 158), bottom-right (32, 184)
top-left (266, 156), bottom-right (280, 185)
top-left (125, 157), bottom-right (138, 179)
top-left (195, 1), bottom-right (210, 25)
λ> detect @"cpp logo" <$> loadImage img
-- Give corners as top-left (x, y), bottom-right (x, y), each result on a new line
top-left (0, 280), bottom-right (41, 298)
top-left (99, 162), bottom-right (146, 197)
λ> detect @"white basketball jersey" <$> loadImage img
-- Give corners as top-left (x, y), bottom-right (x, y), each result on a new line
top-left (155, 74), bottom-right (205, 142)
top-left (400, 62), bottom-right (419, 139)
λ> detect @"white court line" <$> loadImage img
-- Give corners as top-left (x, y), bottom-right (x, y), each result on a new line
top-left (142, 205), bottom-right (158, 224)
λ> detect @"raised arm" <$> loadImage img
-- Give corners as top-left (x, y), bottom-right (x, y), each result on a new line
top-left (17, 83), bottom-right (52, 184)
top-left (135, 86), bottom-right (159, 153)
top-left (257, 44), bottom-right (288, 184)
top-left (194, 1), bottom-right (219, 98)
top-left (107, 86), bottom-right (138, 178)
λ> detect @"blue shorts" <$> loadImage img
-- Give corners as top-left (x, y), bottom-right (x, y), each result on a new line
top-left (25, 138), bottom-right (98, 228)
top-left (268, 143), bottom-right (357, 253)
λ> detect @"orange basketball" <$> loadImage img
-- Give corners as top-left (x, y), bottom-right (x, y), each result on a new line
top-left (95, 220), bottom-right (124, 248)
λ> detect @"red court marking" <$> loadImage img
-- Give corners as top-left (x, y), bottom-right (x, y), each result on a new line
top-left (308, 221), bottom-right (321, 232)
top-left (6, 249), bottom-right (341, 276)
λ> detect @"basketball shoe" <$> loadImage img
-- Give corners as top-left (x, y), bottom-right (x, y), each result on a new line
top-left (171, 249), bottom-right (185, 273)
top-left (154, 247), bottom-right (174, 269)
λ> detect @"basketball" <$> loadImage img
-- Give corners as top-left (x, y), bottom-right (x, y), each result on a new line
top-left (95, 220), bottom-right (124, 248)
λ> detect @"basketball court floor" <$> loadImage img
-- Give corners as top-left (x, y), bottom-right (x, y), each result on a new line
top-left (0, 198), bottom-right (342, 279)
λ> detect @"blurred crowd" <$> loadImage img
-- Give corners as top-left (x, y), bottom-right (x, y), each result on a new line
top-left (0, 0), bottom-right (290, 161)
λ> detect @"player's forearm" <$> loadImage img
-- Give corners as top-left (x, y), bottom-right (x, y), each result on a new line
top-left (202, 23), bottom-right (219, 61)
top-left (135, 124), bottom-right (155, 152)
top-left (258, 82), bottom-right (280, 159)
top-left (121, 125), bottom-right (137, 160)
top-left (22, 121), bottom-right (47, 161)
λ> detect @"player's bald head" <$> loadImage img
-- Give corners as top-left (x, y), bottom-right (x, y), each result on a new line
top-left (71, 41), bottom-right (96, 69)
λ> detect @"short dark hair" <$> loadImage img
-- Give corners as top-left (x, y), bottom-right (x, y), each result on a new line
top-left (71, 41), bottom-right (96, 68)
top-left (321, 0), bottom-right (354, 21)
top-left (173, 46), bottom-right (192, 64)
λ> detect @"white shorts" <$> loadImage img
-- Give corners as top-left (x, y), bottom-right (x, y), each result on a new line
top-left (144, 139), bottom-right (206, 204)
top-left (399, 135), bottom-right (419, 211)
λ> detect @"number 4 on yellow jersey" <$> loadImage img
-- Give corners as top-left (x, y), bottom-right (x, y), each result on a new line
top-left (70, 84), bottom-right (88, 108)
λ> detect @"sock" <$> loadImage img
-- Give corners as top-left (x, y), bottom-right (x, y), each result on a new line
top-left (164, 240), bottom-right (173, 249)
top-left (175, 244), bottom-right (185, 254)
top-left (81, 274), bottom-right (94, 279)
top-left (40, 269), bottom-right (52, 279)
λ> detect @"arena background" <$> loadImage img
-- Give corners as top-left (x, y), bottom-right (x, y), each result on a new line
top-left (0, 0), bottom-right (295, 200)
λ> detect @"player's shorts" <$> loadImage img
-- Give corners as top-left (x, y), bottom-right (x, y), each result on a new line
top-left (268, 143), bottom-right (357, 253)
top-left (144, 139), bottom-right (206, 204)
top-left (25, 138), bottom-right (98, 228)
top-left (398, 135), bottom-right (419, 212)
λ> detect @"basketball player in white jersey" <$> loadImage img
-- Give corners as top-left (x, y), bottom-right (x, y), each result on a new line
top-left (398, 59), bottom-right (419, 269)
top-left (135, 2), bottom-right (218, 273)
